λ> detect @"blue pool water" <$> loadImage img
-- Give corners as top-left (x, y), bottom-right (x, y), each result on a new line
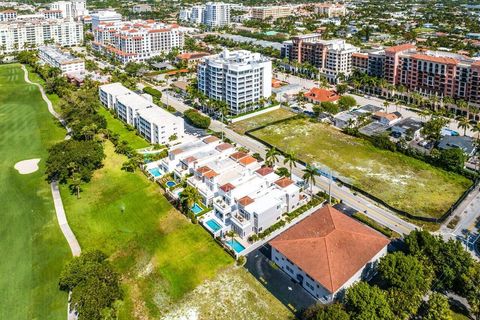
top-left (226, 239), bottom-right (245, 253)
top-left (206, 219), bottom-right (222, 232)
top-left (166, 181), bottom-right (176, 188)
top-left (191, 203), bottom-right (203, 215)
top-left (149, 167), bottom-right (163, 177)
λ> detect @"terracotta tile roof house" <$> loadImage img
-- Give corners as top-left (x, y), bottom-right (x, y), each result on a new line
top-left (239, 156), bottom-right (257, 166)
top-left (176, 52), bottom-right (210, 61)
top-left (219, 183), bottom-right (236, 192)
top-left (274, 177), bottom-right (294, 188)
top-left (385, 43), bottom-right (416, 53)
top-left (203, 170), bottom-right (219, 179)
top-left (184, 156), bottom-right (197, 163)
top-left (238, 196), bottom-right (254, 207)
top-left (304, 88), bottom-right (340, 103)
top-left (270, 206), bottom-right (389, 297)
top-left (215, 143), bottom-right (234, 151)
top-left (256, 166), bottom-right (274, 176)
top-left (203, 136), bottom-right (220, 144)
top-left (229, 151), bottom-right (248, 161)
top-left (197, 166), bottom-right (212, 174)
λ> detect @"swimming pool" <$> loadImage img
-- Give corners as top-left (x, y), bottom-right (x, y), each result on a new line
top-left (206, 219), bottom-right (222, 232)
top-left (148, 167), bottom-right (163, 178)
top-left (226, 239), bottom-right (245, 253)
top-left (191, 203), bottom-right (203, 215)
top-left (166, 180), bottom-right (176, 188)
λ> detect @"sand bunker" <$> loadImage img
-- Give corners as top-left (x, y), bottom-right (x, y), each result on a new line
top-left (14, 158), bottom-right (40, 174)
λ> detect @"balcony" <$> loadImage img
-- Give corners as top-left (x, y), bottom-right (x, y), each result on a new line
top-left (231, 213), bottom-right (251, 229)
top-left (213, 196), bottom-right (232, 215)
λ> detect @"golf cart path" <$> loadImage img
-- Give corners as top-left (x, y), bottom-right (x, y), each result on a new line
top-left (22, 65), bottom-right (80, 319)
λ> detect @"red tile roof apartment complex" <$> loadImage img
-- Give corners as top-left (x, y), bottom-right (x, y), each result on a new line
top-left (384, 44), bottom-right (480, 105)
top-left (270, 206), bottom-right (389, 299)
top-left (92, 19), bottom-right (184, 64)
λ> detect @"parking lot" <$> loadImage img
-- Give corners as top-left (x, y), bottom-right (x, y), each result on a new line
top-left (245, 245), bottom-right (317, 317)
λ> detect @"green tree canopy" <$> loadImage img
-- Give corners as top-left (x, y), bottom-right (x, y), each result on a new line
top-left (345, 282), bottom-right (394, 320)
top-left (59, 250), bottom-right (123, 320)
top-left (424, 293), bottom-right (452, 320)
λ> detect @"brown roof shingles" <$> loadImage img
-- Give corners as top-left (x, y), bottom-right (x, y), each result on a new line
top-left (220, 183), bottom-right (235, 192)
top-left (270, 206), bottom-right (389, 293)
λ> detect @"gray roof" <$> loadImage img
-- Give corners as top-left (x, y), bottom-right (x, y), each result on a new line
top-left (438, 135), bottom-right (476, 155)
top-left (392, 118), bottom-right (423, 132)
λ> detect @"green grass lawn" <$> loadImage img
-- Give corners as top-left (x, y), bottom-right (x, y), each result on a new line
top-left (229, 108), bottom-right (296, 134)
top-left (0, 64), bottom-right (71, 319)
top-left (97, 107), bottom-right (150, 150)
top-left (251, 118), bottom-right (472, 218)
top-left (24, 65), bottom-right (62, 114)
top-left (61, 141), bottom-right (233, 318)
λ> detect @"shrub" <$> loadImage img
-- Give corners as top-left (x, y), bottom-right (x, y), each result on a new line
top-left (184, 109), bottom-right (211, 129)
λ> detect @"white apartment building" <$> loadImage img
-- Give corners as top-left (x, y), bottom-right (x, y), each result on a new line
top-left (98, 82), bottom-right (133, 109)
top-left (93, 19), bottom-right (184, 63)
top-left (179, 2), bottom-right (230, 27)
top-left (204, 2), bottom-right (230, 28)
top-left (323, 39), bottom-right (358, 81)
top-left (90, 10), bottom-right (122, 29)
top-left (197, 49), bottom-right (272, 115)
top-left (0, 10), bottom-right (17, 22)
top-left (98, 83), bottom-right (185, 145)
top-left (0, 18), bottom-right (84, 54)
top-left (314, 3), bottom-right (347, 17)
top-left (136, 106), bottom-right (184, 144)
top-left (41, 10), bottom-right (64, 20)
top-left (50, 0), bottom-right (87, 19)
top-left (38, 46), bottom-right (85, 74)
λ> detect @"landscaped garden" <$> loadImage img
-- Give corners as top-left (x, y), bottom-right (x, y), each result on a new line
top-left (61, 141), bottom-right (291, 319)
top-left (250, 117), bottom-right (472, 219)
top-left (229, 108), bottom-right (296, 134)
top-left (0, 64), bottom-right (70, 319)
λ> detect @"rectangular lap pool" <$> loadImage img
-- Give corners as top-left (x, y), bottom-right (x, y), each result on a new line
top-left (148, 167), bottom-right (163, 178)
top-left (206, 219), bottom-right (222, 232)
top-left (191, 203), bottom-right (203, 215)
top-left (226, 239), bottom-right (245, 253)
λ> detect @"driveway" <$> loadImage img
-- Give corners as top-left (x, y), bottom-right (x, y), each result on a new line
top-left (245, 245), bottom-right (317, 317)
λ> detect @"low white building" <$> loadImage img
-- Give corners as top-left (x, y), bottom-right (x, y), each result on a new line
top-left (98, 83), bottom-right (185, 145)
top-left (98, 82), bottom-right (133, 109)
top-left (38, 46), bottom-right (84, 74)
top-left (270, 205), bottom-right (389, 302)
top-left (136, 106), bottom-right (184, 145)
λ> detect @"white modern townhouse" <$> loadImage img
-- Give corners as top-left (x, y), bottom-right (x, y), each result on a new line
top-left (98, 83), bottom-right (185, 145)
top-left (160, 136), bottom-right (304, 240)
top-left (197, 49), bottom-right (272, 115)
top-left (38, 46), bottom-right (85, 74)
top-left (270, 206), bottom-right (389, 303)
top-left (92, 19), bottom-right (184, 64)
top-left (0, 17), bottom-right (84, 54)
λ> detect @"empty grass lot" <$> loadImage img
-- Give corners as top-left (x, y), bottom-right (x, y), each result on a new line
top-left (251, 117), bottom-right (472, 219)
top-left (229, 108), bottom-right (296, 134)
top-left (0, 64), bottom-right (70, 319)
top-left (61, 142), bottom-right (234, 318)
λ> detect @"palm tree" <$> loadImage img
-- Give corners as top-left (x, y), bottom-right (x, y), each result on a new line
top-left (179, 185), bottom-right (201, 213)
top-left (383, 101), bottom-right (390, 113)
top-left (265, 147), bottom-right (280, 167)
top-left (302, 164), bottom-right (319, 196)
top-left (457, 117), bottom-right (471, 136)
top-left (283, 152), bottom-right (297, 178)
